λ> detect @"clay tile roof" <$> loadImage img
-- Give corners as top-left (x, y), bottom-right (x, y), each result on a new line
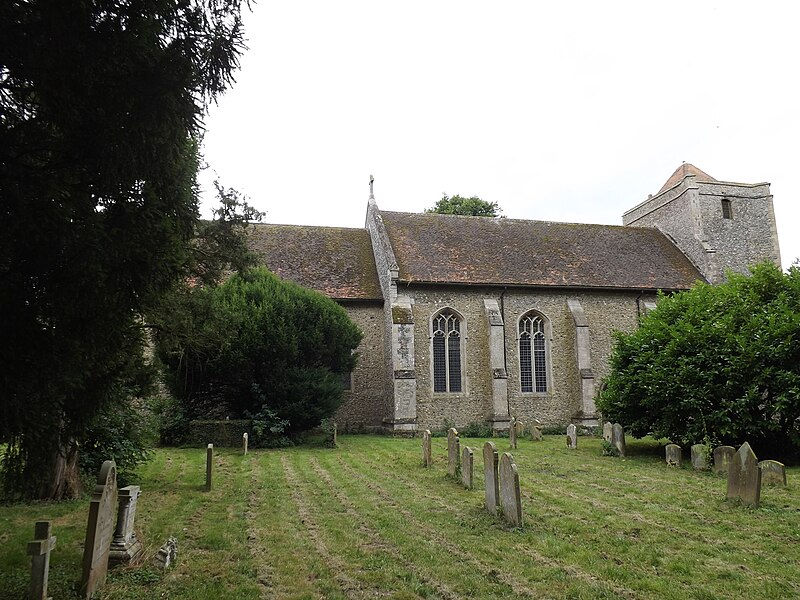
top-left (657, 163), bottom-right (717, 195)
top-left (248, 224), bottom-right (383, 301)
top-left (381, 212), bottom-right (703, 290)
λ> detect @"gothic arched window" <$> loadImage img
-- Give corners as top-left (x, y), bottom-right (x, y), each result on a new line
top-left (519, 312), bottom-right (548, 393)
top-left (432, 309), bottom-right (462, 393)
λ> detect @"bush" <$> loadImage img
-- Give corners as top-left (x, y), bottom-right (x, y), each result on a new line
top-left (597, 262), bottom-right (800, 458)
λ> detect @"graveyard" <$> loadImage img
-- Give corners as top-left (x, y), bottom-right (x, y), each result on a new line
top-left (1, 433), bottom-right (798, 599)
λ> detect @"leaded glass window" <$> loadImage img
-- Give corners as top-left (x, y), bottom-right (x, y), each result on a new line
top-left (519, 313), bottom-right (547, 393)
top-left (433, 310), bottom-right (462, 393)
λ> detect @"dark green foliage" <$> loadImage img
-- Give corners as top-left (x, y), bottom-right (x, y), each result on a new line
top-left (426, 194), bottom-right (502, 217)
top-left (0, 0), bottom-right (248, 498)
top-left (459, 421), bottom-right (494, 438)
top-left (157, 268), bottom-right (362, 435)
top-left (598, 262), bottom-right (800, 457)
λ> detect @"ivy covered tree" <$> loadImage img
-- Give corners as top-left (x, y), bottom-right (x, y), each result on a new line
top-left (155, 268), bottom-right (362, 439)
top-left (426, 194), bottom-right (502, 217)
top-left (0, 0), bottom-right (249, 499)
top-left (597, 262), bottom-right (800, 457)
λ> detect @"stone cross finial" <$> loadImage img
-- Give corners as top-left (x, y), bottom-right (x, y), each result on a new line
top-left (369, 174), bottom-right (374, 199)
top-left (27, 520), bottom-right (56, 600)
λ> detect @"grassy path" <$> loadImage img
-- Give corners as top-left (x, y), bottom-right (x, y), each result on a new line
top-left (1, 435), bottom-right (798, 599)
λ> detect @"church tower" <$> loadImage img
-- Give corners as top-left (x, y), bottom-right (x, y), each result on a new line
top-left (622, 164), bottom-right (782, 283)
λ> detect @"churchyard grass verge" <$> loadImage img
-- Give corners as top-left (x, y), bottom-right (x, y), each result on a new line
top-left (1, 435), bottom-right (798, 598)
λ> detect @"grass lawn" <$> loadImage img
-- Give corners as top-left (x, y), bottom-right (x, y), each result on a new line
top-left (1, 434), bottom-right (798, 599)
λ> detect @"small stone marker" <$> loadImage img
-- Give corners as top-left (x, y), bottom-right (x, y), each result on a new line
top-left (726, 442), bottom-right (762, 508)
top-left (422, 429), bottom-right (432, 467)
top-left (27, 520), bottom-right (56, 600)
top-left (713, 445), bottom-right (736, 475)
top-left (462, 446), bottom-right (474, 490)
top-left (602, 421), bottom-right (613, 442)
top-left (759, 460), bottom-right (787, 486)
top-left (530, 418), bottom-right (543, 441)
top-left (109, 486), bottom-right (143, 565)
top-left (566, 424), bottom-right (577, 449)
top-left (447, 428), bottom-right (460, 478)
top-left (243, 432), bottom-right (248, 455)
top-left (80, 460), bottom-right (118, 599)
top-left (483, 441), bottom-right (500, 515)
top-left (499, 453), bottom-right (523, 527)
top-left (153, 537), bottom-right (178, 570)
top-left (665, 444), bottom-right (682, 467)
top-left (205, 443), bottom-right (213, 492)
top-left (611, 423), bottom-right (626, 457)
top-left (509, 417), bottom-right (518, 449)
top-left (691, 444), bottom-right (709, 470)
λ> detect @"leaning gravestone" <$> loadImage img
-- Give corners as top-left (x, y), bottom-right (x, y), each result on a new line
top-left (422, 429), bottom-right (432, 467)
top-left (499, 453), bottom-right (523, 527)
top-left (530, 418), bottom-right (543, 441)
top-left (509, 417), bottom-right (518, 449)
top-left (611, 423), bottom-right (626, 457)
top-left (27, 520), bottom-right (56, 600)
top-left (109, 486), bottom-right (143, 565)
top-left (483, 442), bottom-right (500, 515)
top-left (759, 460), bottom-right (787, 486)
top-left (690, 444), bottom-right (709, 470)
top-left (726, 442), bottom-right (761, 508)
top-left (205, 443), bottom-right (213, 492)
top-left (462, 446), bottom-right (474, 490)
top-left (602, 422), bottom-right (613, 442)
top-left (713, 445), bottom-right (736, 475)
top-left (80, 460), bottom-right (118, 599)
top-left (566, 424), bottom-right (577, 449)
top-left (447, 428), bottom-right (460, 479)
top-left (665, 444), bottom-right (682, 467)
top-left (515, 419), bottom-right (526, 443)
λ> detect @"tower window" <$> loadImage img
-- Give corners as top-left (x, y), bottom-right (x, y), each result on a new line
top-left (721, 199), bottom-right (733, 219)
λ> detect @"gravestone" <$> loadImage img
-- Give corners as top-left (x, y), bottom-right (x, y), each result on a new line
top-left (566, 424), bottom-right (577, 449)
top-left (422, 429), bottom-right (432, 467)
top-left (759, 460), bottom-right (787, 486)
top-left (80, 460), bottom-right (118, 599)
top-left (602, 422), bottom-right (613, 442)
top-left (483, 442), bottom-right (500, 515)
top-left (713, 445), bottom-right (736, 475)
top-left (530, 418), bottom-right (543, 441)
top-left (462, 446), bottom-right (474, 490)
top-left (153, 537), bottom-right (178, 570)
top-left (726, 442), bottom-right (761, 508)
top-left (611, 423), bottom-right (626, 457)
top-left (447, 428), bottom-right (460, 479)
top-left (499, 453), bottom-right (523, 527)
top-left (109, 486), bottom-right (143, 565)
top-left (691, 444), bottom-right (709, 470)
top-left (243, 432), bottom-right (248, 455)
top-left (665, 444), bottom-right (682, 467)
top-left (205, 443), bottom-right (213, 492)
top-left (509, 417), bottom-right (518, 449)
top-left (27, 520), bottom-right (56, 600)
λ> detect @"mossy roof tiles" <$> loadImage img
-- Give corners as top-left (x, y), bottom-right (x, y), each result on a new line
top-left (248, 223), bottom-right (383, 300)
top-left (381, 211), bottom-right (704, 290)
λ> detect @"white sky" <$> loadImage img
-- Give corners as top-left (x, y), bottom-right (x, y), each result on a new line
top-left (200, 1), bottom-right (798, 270)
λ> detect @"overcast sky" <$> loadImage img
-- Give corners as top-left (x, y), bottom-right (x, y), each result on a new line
top-left (200, 1), bottom-right (798, 270)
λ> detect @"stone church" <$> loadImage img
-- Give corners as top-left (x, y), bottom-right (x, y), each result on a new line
top-left (249, 164), bottom-right (781, 432)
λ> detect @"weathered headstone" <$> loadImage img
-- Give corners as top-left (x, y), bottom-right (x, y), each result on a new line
top-left (509, 417), bottom-right (518, 449)
top-left (611, 423), bottom-right (626, 457)
top-left (483, 442), bottom-right (500, 515)
top-left (80, 460), bottom-right (118, 599)
top-left (726, 442), bottom-right (761, 508)
top-left (602, 421), bottom-right (613, 442)
top-left (27, 521), bottom-right (56, 600)
top-left (690, 444), bottom-right (709, 470)
top-left (109, 486), bottom-right (143, 565)
top-left (759, 460), bottom-right (787, 486)
top-left (566, 424), bottom-right (577, 449)
top-left (499, 453), bottom-right (523, 527)
top-left (422, 429), bottom-right (432, 467)
top-left (462, 446), bottom-right (474, 490)
top-left (530, 418), bottom-right (543, 441)
top-left (153, 537), bottom-right (178, 570)
top-left (447, 428), bottom-right (460, 478)
top-left (205, 443), bottom-right (213, 492)
top-left (665, 444), bottom-right (682, 467)
top-left (242, 432), bottom-right (248, 455)
top-left (713, 445), bottom-right (736, 475)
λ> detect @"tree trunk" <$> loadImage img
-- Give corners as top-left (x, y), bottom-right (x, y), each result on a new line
top-left (31, 437), bottom-right (82, 500)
